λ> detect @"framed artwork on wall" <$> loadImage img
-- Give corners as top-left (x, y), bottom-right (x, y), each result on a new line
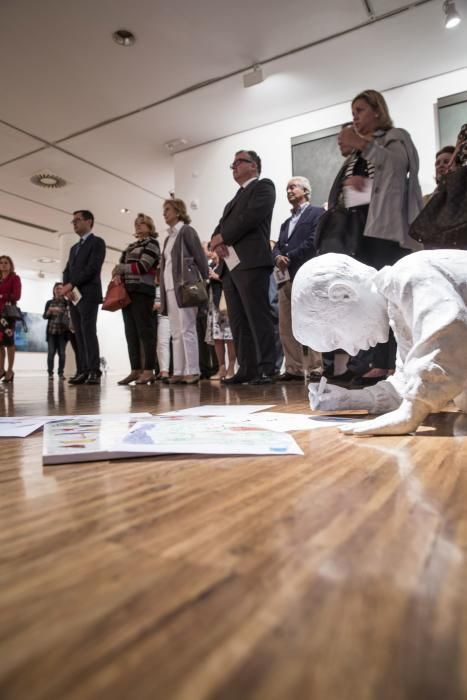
top-left (291, 125), bottom-right (343, 209)
top-left (438, 90), bottom-right (467, 148)
top-left (15, 313), bottom-right (47, 353)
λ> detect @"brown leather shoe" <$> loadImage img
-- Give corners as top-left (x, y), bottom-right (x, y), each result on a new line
top-left (165, 376), bottom-right (185, 384)
top-left (134, 371), bottom-right (156, 385)
top-left (183, 374), bottom-right (200, 384)
top-left (117, 370), bottom-right (141, 385)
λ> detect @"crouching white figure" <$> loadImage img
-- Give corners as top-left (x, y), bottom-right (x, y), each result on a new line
top-left (292, 251), bottom-right (467, 435)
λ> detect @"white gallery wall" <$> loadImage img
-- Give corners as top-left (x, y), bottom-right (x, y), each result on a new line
top-left (173, 67), bottom-right (467, 242)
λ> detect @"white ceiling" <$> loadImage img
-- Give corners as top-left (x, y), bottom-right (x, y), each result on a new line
top-left (1, 0), bottom-right (466, 277)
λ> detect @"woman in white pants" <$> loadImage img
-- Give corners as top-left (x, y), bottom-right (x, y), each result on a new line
top-left (159, 199), bottom-right (209, 384)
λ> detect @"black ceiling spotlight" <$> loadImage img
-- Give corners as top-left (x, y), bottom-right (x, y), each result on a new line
top-left (112, 29), bottom-right (136, 46)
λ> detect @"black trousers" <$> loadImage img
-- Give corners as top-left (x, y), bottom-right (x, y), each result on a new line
top-left (222, 267), bottom-right (275, 377)
top-left (197, 310), bottom-right (218, 378)
top-left (69, 300), bottom-right (100, 374)
top-left (47, 334), bottom-right (67, 375)
top-left (348, 234), bottom-right (410, 374)
top-left (122, 292), bottom-right (156, 370)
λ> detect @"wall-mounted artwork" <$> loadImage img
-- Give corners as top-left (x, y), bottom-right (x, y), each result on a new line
top-left (291, 125), bottom-right (343, 209)
top-left (15, 313), bottom-right (47, 353)
top-left (438, 90), bottom-right (467, 148)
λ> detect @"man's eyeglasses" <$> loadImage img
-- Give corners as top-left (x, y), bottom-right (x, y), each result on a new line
top-left (230, 158), bottom-right (253, 169)
top-left (71, 218), bottom-right (84, 224)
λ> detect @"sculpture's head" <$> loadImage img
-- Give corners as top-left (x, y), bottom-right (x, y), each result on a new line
top-left (292, 253), bottom-right (389, 356)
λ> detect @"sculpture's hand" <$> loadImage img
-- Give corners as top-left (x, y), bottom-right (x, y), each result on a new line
top-left (340, 399), bottom-right (428, 436)
top-left (309, 383), bottom-right (356, 411)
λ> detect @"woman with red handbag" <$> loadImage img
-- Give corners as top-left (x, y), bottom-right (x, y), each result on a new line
top-left (112, 214), bottom-right (160, 385)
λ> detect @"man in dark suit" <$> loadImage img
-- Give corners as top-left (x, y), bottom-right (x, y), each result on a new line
top-left (211, 150), bottom-right (276, 384)
top-left (62, 210), bottom-right (106, 385)
top-left (273, 177), bottom-right (324, 381)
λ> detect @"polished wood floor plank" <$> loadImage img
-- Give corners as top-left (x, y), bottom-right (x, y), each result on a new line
top-left (1, 377), bottom-right (467, 699)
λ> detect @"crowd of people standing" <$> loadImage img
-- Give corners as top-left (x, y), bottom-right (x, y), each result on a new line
top-left (2, 89), bottom-right (466, 388)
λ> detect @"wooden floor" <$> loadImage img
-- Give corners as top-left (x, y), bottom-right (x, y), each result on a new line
top-left (1, 376), bottom-right (467, 700)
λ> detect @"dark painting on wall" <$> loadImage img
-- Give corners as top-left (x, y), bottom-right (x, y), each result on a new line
top-left (15, 313), bottom-right (47, 353)
top-left (291, 125), bottom-right (343, 209)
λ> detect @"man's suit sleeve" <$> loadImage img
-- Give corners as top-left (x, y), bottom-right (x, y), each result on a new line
top-left (220, 180), bottom-right (276, 246)
top-left (272, 221), bottom-right (287, 260)
top-left (287, 208), bottom-right (324, 263)
top-left (68, 237), bottom-right (106, 288)
top-left (63, 257), bottom-right (71, 285)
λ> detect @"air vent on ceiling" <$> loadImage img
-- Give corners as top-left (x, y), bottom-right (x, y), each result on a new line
top-left (30, 172), bottom-right (67, 189)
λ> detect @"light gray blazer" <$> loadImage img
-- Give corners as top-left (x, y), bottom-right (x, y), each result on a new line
top-left (159, 224), bottom-right (209, 315)
top-left (361, 127), bottom-right (423, 250)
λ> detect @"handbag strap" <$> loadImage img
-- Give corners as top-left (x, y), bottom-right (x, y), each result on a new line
top-left (180, 226), bottom-right (187, 284)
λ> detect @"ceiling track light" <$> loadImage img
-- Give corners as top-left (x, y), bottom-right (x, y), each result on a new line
top-left (243, 64), bottom-right (264, 88)
top-left (443, 0), bottom-right (461, 28)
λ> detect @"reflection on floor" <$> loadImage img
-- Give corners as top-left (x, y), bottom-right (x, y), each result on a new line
top-left (1, 376), bottom-right (467, 700)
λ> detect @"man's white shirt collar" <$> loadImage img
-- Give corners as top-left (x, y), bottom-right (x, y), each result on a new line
top-left (290, 202), bottom-right (309, 216)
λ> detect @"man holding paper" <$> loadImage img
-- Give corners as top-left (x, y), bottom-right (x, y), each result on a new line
top-left (62, 210), bottom-right (106, 385)
top-left (211, 150), bottom-right (276, 385)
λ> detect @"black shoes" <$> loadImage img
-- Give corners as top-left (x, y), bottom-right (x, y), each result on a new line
top-left (68, 372), bottom-right (88, 385)
top-left (221, 373), bottom-right (253, 385)
top-left (68, 372), bottom-right (101, 385)
top-left (277, 372), bottom-right (304, 382)
top-left (85, 372), bottom-right (101, 385)
top-left (222, 371), bottom-right (277, 386)
top-left (248, 374), bottom-right (276, 385)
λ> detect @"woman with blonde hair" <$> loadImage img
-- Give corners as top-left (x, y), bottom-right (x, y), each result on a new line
top-left (327, 88), bottom-right (423, 386)
top-left (113, 213), bottom-right (160, 384)
top-left (159, 198), bottom-right (209, 384)
top-left (0, 255), bottom-right (21, 383)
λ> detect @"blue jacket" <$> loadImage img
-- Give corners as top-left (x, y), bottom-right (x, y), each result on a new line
top-left (272, 204), bottom-right (324, 280)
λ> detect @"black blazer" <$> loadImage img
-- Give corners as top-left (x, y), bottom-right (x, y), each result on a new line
top-left (272, 204), bottom-right (324, 280)
top-left (63, 233), bottom-right (106, 303)
top-left (213, 178), bottom-right (276, 270)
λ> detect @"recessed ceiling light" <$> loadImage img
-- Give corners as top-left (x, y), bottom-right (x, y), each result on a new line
top-left (36, 257), bottom-right (58, 264)
top-left (120, 208), bottom-right (130, 213)
top-left (112, 29), bottom-right (136, 46)
top-left (30, 172), bottom-right (67, 189)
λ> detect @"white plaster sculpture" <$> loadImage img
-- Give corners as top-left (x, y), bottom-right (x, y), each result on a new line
top-left (291, 251), bottom-right (467, 435)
